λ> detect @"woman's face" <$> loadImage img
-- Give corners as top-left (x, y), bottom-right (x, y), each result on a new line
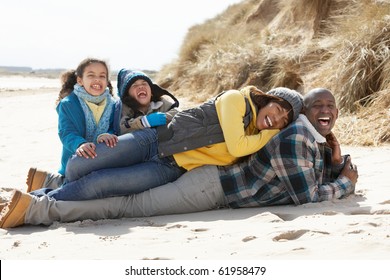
top-left (127, 79), bottom-right (152, 110)
top-left (256, 102), bottom-right (290, 130)
top-left (77, 63), bottom-right (108, 96)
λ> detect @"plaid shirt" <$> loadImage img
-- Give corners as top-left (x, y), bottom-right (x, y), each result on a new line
top-left (219, 115), bottom-right (355, 208)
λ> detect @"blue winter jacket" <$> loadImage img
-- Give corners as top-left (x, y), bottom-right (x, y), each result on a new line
top-left (56, 92), bottom-right (120, 175)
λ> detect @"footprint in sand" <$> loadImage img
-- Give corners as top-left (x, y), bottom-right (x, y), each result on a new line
top-left (347, 230), bottom-right (364, 234)
top-left (186, 228), bottom-right (209, 241)
top-left (12, 241), bottom-right (21, 248)
top-left (273, 229), bottom-right (309, 242)
top-left (242, 235), bottom-right (257, 242)
top-left (272, 229), bottom-right (329, 242)
top-left (166, 224), bottom-right (187, 229)
top-left (191, 228), bottom-right (209, 232)
top-left (367, 222), bottom-right (380, 227)
top-left (38, 242), bottom-right (49, 249)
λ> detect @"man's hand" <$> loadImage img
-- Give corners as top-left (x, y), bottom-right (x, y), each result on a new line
top-left (326, 132), bottom-right (342, 165)
top-left (341, 156), bottom-right (358, 186)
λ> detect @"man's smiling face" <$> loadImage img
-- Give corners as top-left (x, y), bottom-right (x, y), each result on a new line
top-left (303, 89), bottom-right (339, 137)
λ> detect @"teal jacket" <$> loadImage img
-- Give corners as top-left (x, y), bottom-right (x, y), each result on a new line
top-left (56, 92), bottom-right (120, 175)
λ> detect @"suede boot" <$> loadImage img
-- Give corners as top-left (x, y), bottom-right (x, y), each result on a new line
top-left (0, 189), bottom-right (32, 228)
top-left (26, 167), bottom-right (48, 192)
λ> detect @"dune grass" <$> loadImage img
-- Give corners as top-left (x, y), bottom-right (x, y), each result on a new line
top-left (156, 0), bottom-right (390, 146)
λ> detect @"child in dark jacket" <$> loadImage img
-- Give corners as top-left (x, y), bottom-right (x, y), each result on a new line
top-left (115, 69), bottom-right (179, 135)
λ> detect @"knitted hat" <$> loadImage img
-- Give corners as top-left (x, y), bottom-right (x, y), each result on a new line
top-left (267, 87), bottom-right (303, 121)
top-left (117, 69), bottom-right (154, 98)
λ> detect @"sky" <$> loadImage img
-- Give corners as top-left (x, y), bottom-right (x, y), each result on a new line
top-left (1, 0), bottom-right (243, 71)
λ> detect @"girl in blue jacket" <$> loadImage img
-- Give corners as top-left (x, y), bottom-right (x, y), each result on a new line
top-left (56, 58), bottom-right (118, 171)
top-left (54, 58), bottom-right (118, 177)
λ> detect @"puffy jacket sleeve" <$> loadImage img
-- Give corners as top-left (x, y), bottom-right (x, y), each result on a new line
top-left (215, 90), bottom-right (279, 157)
top-left (56, 98), bottom-right (87, 153)
top-left (156, 96), bottom-right (180, 124)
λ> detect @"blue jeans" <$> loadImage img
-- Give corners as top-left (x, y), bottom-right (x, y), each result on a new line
top-left (31, 129), bottom-right (185, 200)
top-left (66, 128), bottom-right (161, 182)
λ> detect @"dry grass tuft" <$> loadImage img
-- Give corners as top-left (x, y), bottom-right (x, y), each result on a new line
top-left (155, 0), bottom-right (390, 146)
top-left (330, 9), bottom-right (390, 111)
top-left (335, 90), bottom-right (390, 146)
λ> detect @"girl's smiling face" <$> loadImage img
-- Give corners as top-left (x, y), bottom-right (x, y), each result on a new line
top-left (256, 102), bottom-right (290, 130)
top-left (77, 62), bottom-right (108, 96)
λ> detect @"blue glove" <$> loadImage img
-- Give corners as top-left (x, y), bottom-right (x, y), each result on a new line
top-left (141, 112), bottom-right (167, 127)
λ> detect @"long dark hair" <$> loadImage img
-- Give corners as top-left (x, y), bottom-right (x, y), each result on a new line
top-left (56, 58), bottom-right (113, 105)
top-left (246, 86), bottom-right (293, 124)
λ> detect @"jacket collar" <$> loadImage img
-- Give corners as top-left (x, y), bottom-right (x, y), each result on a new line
top-left (297, 114), bottom-right (326, 143)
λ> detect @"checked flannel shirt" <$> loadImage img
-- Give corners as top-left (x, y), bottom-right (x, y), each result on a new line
top-left (219, 114), bottom-right (355, 208)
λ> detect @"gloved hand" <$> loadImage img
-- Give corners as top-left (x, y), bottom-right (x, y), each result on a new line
top-left (141, 112), bottom-right (167, 127)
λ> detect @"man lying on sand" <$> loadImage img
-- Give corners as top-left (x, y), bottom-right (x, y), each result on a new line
top-left (0, 88), bottom-right (358, 228)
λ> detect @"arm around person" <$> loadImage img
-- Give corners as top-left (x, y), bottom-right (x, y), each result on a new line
top-left (215, 89), bottom-right (279, 157)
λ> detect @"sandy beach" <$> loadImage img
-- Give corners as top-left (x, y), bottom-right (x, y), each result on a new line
top-left (0, 77), bottom-right (389, 278)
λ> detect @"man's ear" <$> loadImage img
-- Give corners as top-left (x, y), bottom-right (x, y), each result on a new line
top-left (335, 108), bottom-right (339, 119)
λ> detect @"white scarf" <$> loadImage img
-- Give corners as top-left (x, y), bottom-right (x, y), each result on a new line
top-left (297, 114), bottom-right (326, 143)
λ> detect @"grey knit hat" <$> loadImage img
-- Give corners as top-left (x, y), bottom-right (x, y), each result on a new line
top-left (267, 87), bottom-right (303, 121)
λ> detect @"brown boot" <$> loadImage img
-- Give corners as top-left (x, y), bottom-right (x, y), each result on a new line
top-left (26, 167), bottom-right (48, 193)
top-left (0, 189), bottom-right (32, 228)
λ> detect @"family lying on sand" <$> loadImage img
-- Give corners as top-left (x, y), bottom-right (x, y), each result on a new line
top-left (0, 57), bottom-right (358, 228)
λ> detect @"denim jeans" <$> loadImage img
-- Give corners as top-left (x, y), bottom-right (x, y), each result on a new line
top-left (25, 165), bottom-right (228, 225)
top-left (31, 128), bottom-right (185, 201)
top-left (65, 128), bottom-right (162, 182)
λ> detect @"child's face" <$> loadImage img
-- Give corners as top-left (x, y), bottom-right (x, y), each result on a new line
top-left (77, 63), bottom-right (108, 96)
top-left (256, 102), bottom-right (290, 130)
top-left (128, 79), bottom-right (152, 109)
